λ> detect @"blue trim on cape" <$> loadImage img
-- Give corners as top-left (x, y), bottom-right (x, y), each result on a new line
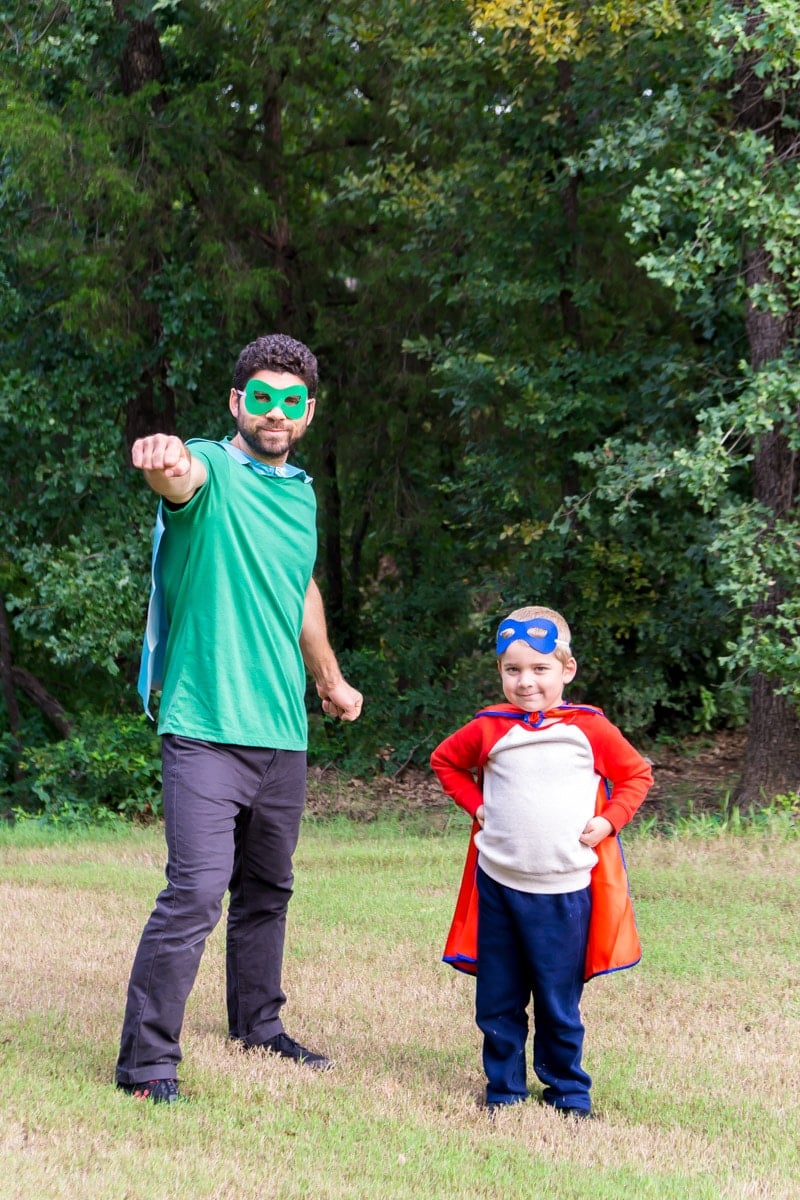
top-left (474, 702), bottom-right (605, 722)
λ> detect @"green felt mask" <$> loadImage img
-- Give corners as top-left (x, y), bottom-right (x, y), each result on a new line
top-left (240, 378), bottom-right (309, 419)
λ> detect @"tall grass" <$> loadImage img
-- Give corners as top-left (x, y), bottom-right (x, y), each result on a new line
top-left (1, 819), bottom-right (798, 1199)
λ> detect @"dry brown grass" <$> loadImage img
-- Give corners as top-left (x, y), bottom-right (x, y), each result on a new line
top-left (0, 826), bottom-right (798, 1199)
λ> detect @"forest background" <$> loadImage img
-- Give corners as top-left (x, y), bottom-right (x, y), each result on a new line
top-left (1, 0), bottom-right (799, 824)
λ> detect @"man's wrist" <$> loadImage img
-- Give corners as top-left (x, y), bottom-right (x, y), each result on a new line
top-left (314, 668), bottom-right (345, 694)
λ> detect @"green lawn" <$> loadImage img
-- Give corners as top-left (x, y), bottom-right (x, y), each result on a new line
top-left (1, 820), bottom-right (798, 1199)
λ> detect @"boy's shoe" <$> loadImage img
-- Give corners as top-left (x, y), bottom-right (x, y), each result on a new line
top-left (557, 1106), bottom-right (594, 1120)
top-left (254, 1032), bottom-right (333, 1071)
top-left (486, 1098), bottom-right (526, 1113)
top-left (117, 1078), bottom-right (181, 1104)
top-left (485, 1097), bottom-right (526, 1120)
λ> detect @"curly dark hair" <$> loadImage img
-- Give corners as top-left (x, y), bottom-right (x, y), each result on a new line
top-left (232, 334), bottom-right (318, 395)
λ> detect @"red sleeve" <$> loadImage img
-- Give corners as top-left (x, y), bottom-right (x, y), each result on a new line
top-left (430, 719), bottom-right (490, 818)
top-left (581, 714), bottom-right (653, 831)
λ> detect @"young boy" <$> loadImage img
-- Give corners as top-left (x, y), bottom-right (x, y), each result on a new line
top-left (430, 606), bottom-right (652, 1118)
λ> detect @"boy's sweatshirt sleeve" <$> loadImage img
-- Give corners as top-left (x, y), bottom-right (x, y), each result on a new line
top-left (430, 720), bottom-right (487, 818)
top-left (587, 716), bottom-right (653, 832)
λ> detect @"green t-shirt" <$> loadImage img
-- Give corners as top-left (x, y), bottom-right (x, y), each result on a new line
top-left (156, 439), bottom-right (317, 750)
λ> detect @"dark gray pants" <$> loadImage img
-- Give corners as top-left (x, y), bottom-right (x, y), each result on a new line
top-left (115, 735), bottom-right (307, 1086)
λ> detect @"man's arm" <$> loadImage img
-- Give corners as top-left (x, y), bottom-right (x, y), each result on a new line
top-left (300, 579), bottom-right (363, 721)
top-left (132, 434), bottom-right (208, 504)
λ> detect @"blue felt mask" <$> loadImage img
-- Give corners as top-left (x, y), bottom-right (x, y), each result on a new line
top-left (495, 617), bottom-right (565, 656)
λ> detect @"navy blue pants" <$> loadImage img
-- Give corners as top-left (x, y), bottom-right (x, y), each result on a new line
top-left (475, 867), bottom-right (592, 1111)
top-left (116, 736), bottom-right (307, 1086)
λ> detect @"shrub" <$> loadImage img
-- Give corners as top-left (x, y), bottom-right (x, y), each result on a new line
top-left (14, 713), bottom-right (162, 824)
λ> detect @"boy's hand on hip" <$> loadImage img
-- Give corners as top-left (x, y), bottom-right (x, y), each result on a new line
top-left (579, 816), bottom-right (614, 848)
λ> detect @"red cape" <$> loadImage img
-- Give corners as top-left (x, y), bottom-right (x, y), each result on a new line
top-left (443, 783), bottom-right (641, 982)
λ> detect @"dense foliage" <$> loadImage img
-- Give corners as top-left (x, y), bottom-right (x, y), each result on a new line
top-left (1, 0), bottom-right (798, 821)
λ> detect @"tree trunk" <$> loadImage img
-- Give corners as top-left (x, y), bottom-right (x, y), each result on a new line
top-left (113, 0), bottom-right (165, 103)
top-left (556, 60), bottom-right (583, 354)
top-left (0, 595), bottom-right (22, 776)
top-left (260, 70), bottom-right (297, 329)
top-left (732, 13), bottom-right (800, 803)
top-left (11, 666), bottom-right (72, 739)
top-left (112, 1), bottom-right (174, 451)
top-left (735, 339), bottom-right (800, 800)
top-left (0, 593), bottom-right (72, 784)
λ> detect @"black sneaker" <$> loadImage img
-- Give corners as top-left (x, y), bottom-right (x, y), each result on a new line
top-left (256, 1032), bottom-right (333, 1071)
top-left (557, 1106), bottom-right (594, 1120)
top-left (117, 1078), bottom-right (181, 1104)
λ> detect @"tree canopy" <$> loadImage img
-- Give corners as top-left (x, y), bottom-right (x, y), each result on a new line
top-left (1, 0), bottom-right (798, 819)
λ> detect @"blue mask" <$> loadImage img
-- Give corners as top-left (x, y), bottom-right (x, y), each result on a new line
top-left (495, 617), bottom-right (564, 656)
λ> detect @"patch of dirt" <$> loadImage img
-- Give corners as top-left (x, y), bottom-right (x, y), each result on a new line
top-left (305, 729), bottom-right (746, 824)
top-left (644, 728), bottom-right (745, 816)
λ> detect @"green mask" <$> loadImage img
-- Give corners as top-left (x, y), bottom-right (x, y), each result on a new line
top-left (240, 378), bottom-right (309, 420)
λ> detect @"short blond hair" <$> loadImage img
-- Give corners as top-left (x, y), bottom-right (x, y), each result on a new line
top-left (503, 605), bottom-right (573, 665)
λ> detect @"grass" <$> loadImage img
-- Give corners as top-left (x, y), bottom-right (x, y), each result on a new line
top-left (1, 818), bottom-right (798, 1199)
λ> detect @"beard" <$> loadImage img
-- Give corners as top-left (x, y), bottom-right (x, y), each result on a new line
top-left (234, 410), bottom-right (307, 463)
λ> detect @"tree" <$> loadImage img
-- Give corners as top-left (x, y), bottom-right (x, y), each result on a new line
top-left (576, 0), bottom-right (800, 800)
top-left (349, 0), bottom-right (743, 736)
top-left (728, 1), bottom-right (800, 800)
top-left (3, 0), bottom-right (797, 810)
top-left (0, 0), bottom-right (482, 792)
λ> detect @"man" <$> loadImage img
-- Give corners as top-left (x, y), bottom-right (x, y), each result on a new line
top-left (116, 334), bottom-right (362, 1103)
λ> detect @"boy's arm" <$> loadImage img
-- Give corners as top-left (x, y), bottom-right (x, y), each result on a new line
top-left (430, 721), bottom-right (486, 818)
top-left (578, 815), bottom-right (614, 848)
top-left (588, 717), bottom-right (654, 832)
top-left (132, 434), bottom-right (208, 504)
